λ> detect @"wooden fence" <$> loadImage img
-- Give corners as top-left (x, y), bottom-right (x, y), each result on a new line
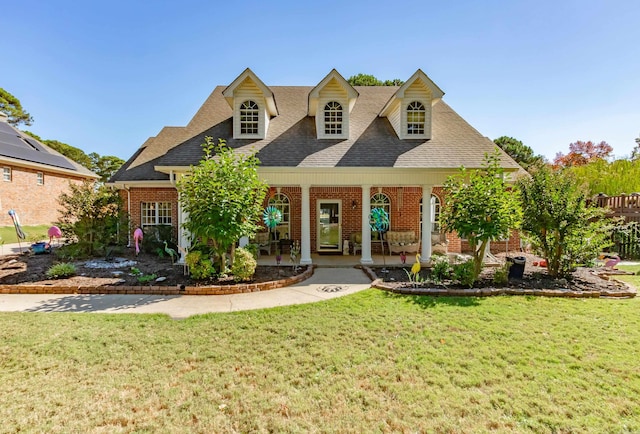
top-left (594, 194), bottom-right (640, 259)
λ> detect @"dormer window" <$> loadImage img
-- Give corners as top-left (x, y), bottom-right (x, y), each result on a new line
top-left (240, 100), bottom-right (259, 135)
top-left (406, 101), bottom-right (425, 135)
top-left (324, 101), bottom-right (343, 135)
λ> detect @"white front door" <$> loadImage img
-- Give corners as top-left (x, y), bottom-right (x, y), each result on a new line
top-left (317, 200), bottom-right (341, 252)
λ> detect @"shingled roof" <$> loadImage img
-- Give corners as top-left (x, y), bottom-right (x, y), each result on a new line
top-left (110, 84), bottom-right (521, 183)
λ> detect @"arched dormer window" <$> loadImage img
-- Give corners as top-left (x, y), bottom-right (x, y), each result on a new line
top-left (407, 101), bottom-right (426, 135)
top-left (324, 101), bottom-right (343, 135)
top-left (240, 100), bottom-right (259, 135)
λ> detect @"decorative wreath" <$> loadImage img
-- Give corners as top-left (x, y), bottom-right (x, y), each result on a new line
top-left (263, 206), bottom-right (282, 229)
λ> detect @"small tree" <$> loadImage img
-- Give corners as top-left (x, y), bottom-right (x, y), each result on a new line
top-left (440, 151), bottom-right (522, 281)
top-left (56, 181), bottom-right (128, 257)
top-left (517, 165), bottom-right (612, 277)
top-left (177, 137), bottom-right (268, 274)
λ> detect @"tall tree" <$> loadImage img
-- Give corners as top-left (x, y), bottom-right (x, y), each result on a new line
top-left (177, 137), bottom-right (268, 273)
top-left (493, 136), bottom-right (544, 170)
top-left (631, 135), bottom-right (640, 161)
top-left (440, 151), bottom-right (522, 281)
top-left (0, 88), bottom-right (33, 126)
top-left (347, 73), bottom-right (404, 86)
top-left (553, 140), bottom-right (613, 168)
top-left (88, 152), bottom-right (125, 183)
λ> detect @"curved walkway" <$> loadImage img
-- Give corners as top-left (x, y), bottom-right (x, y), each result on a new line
top-left (0, 268), bottom-right (372, 319)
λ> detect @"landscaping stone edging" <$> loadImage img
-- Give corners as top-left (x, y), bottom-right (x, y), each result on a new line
top-left (0, 265), bottom-right (315, 296)
top-left (362, 266), bottom-right (637, 299)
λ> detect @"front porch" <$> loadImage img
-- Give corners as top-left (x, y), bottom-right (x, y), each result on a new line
top-left (256, 252), bottom-right (425, 268)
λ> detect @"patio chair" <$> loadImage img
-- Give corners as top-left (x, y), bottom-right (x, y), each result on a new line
top-left (254, 232), bottom-right (271, 256)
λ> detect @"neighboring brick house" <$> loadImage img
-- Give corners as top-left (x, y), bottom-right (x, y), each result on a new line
top-left (0, 112), bottom-right (99, 226)
top-left (108, 68), bottom-right (524, 264)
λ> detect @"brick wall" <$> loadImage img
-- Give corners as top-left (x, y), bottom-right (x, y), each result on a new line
top-left (0, 164), bottom-right (87, 226)
top-left (124, 187), bottom-right (179, 241)
top-left (122, 184), bottom-right (485, 255)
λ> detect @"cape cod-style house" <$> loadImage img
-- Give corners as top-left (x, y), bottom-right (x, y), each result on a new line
top-left (108, 68), bottom-right (523, 264)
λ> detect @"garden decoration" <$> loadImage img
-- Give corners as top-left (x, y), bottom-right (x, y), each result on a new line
top-left (400, 252), bottom-right (407, 264)
top-left (133, 227), bottom-right (144, 256)
top-left (290, 240), bottom-right (300, 272)
top-left (48, 226), bottom-right (62, 246)
top-left (164, 240), bottom-right (178, 265)
top-left (411, 253), bottom-right (422, 280)
top-left (370, 207), bottom-right (390, 270)
top-left (599, 253), bottom-right (621, 269)
top-left (263, 205), bottom-right (282, 247)
top-left (8, 209), bottom-right (26, 253)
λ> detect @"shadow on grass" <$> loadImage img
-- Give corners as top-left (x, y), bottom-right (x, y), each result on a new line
top-left (382, 291), bottom-right (483, 308)
top-left (23, 294), bottom-right (179, 313)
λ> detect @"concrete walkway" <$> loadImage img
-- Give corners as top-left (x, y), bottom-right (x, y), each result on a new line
top-left (0, 267), bottom-right (373, 319)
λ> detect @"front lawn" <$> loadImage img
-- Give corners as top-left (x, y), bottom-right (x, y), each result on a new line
top-left (1, 291), bottom-right (639, 432)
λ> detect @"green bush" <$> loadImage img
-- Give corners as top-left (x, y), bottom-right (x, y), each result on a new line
top-left (452, 259), bottom-right (475, 288)
top-left (244, 243), bottom-right (258, 259)
top-left (493, 262), bottom-right (511, 285)
top-left (231, 247), bottom-right (257, 282)
top-left (185, 250), bottom-right (216, 280)
top-left (56, 181), bottom-right (128, 257)
top-left (46, 262), bottom-right (76, 279)
top-left (429, 255), bottom-right (451, 283)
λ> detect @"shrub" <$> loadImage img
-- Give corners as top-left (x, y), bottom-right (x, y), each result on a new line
top-left (185, 250), bottom-right (216, 280)
top-left (231, 247), bottom-right (257, 282)
top-left (141, 225), bottom-right (175, 256)
top-left (429, 255), bottom-right (451, 283)
top-left (46, 262), bottom-right (76, 279)
top-left (493, 262), bottom-right (511, 285)
top-left (244, 243), bottom-right (258, 260)
top-left (56, 181), bottom-right (128, 257)
top-left (452, 259), bottom-right (475, 288)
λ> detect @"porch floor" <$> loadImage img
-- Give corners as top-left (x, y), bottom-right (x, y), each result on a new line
top-left (256, 252), bottom-right (418, 268)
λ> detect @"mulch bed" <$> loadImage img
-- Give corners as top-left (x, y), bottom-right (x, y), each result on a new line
top-left (366, 252), bottom-right (636, 298)
top-left (0, 249), bottom-right (305, 288)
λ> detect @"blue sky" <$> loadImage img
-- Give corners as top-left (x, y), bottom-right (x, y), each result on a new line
top-left (3, 0), bottom-right (639, 162)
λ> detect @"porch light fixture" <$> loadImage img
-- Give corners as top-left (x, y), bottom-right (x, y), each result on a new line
top-left (351, 200), bottom-right (358, 210)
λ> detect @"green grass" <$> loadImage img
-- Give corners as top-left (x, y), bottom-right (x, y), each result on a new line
top-left (1, 292), bottom-right (639, 432)
top-left (615, 264), bottom-right (640, 290)
top-left (0, 224), bottom-right (50, 244)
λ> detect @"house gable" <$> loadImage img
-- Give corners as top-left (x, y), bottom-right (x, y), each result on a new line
top-left (222, 68), bottom-right (278, 139)
top-left (379, 69), bottom-right (444, 140)
top-left (308, 69), bottom-right (359, 140)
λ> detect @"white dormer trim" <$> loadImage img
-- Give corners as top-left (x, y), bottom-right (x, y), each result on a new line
top-left (308, 69), bottom-right (359, 140)
top-left (222, 68), bottom-right (278, 139)
top-left (379, 69), bottom-right (444, 140)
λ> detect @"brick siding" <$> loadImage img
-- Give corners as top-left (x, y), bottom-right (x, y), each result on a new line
top-left (0, 164), bottom-right (87, 226)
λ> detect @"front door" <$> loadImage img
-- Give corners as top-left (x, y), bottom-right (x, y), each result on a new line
top-left (317, 200), bottom-right (341, 252)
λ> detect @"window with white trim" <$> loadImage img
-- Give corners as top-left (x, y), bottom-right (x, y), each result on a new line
top-left (141, 202), bottom-right (172, 227)
top-left (36, 171), bottom-right (44, 185)
top-left (240, 100), bottom-right (259, 135)
top-left (2, 167), bottom-right (11, 182)
top-left (407, 101), bottom-right (425, 135)
top-left (370, 192), bottom-right (391, 239)
top-left (324, 101), bottom-right (343, 135)
top-left (268, 192), bottom-right (291, 240)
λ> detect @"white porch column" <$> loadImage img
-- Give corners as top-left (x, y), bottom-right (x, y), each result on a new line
top-left (360, 185), bottom-right (373, 264)
top-left (421, 185), bottom-right (433, 260)
top-left (300, 184), bottom-right (312, 265)
top-left (177, 193), bottom-right (190, 264)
